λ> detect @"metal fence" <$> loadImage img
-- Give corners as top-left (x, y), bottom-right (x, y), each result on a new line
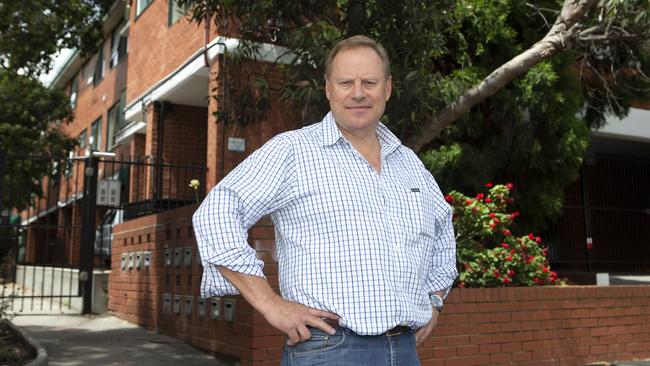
top-left (0, 152), bottom-right (206, 313)
top-left (544, 153), bottom-right (650, 273)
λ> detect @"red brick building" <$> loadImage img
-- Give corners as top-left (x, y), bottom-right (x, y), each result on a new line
top-left (24, 0), bottom-right (650, 365)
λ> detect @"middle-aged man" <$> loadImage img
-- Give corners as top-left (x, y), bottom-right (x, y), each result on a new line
top-left (193, 35), bottom-right (457, 365)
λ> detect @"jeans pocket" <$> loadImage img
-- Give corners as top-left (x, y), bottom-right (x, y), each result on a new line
top-left (292, 328), bottom-right (346, 356)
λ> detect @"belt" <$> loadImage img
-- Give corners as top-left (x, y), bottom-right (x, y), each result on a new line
top-left (323, 318), bottom-right (411, 336)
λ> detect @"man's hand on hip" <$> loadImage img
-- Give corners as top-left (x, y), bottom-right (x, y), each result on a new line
top-left (415, 309), bottom-right (440, 346)
top-left (262, 295), bottom-right (340, 346)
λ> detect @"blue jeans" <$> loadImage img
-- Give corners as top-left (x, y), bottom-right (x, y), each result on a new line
top-left (281, 326), bottom-right (421, 366)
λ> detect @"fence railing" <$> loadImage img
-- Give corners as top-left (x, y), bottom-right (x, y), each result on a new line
top-left (544, 153), bottom-right (650, 273)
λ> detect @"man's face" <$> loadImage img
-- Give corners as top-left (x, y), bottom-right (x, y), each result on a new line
top-left (325, 47), bottom-right (392, 135)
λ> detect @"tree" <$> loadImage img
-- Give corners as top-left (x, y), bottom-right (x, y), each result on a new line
top-left (0, 0), bottom-right (112, 210)
top-left (182, 0), bottom-right (650, 231)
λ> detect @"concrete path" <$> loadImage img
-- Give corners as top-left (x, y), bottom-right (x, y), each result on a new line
top-left (12, 313), bottom-right (228, 366)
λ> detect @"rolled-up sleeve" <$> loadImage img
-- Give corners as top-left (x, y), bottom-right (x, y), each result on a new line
top-left (422, 171), bottom-right (458, 299)
top-left (192, 136), bottom-right (295, 297)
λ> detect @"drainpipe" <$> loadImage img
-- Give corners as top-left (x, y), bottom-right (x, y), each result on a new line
top-left (154, 101), bottom-right (165, 202)
top-left (219, 45), bottom-right (227, 181)
top-left (203, 12), bottom-right (210, 67)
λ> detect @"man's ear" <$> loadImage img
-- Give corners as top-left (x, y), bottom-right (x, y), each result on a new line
top-left (324, 76), bottom-right (331, 101)
top-left (385, 76), bottom-right (392, 101)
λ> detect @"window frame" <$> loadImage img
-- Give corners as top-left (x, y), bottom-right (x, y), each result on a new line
top-left (110, 22), bottom-right (128, 68)
top-left (168, 0), bottom-right (189, 26)
top-left (69, 73), bottom-right (79, 109)
top-left (135, 0), bottom-right (154, 18)
top-left (93, 44), bottom-right (106, 86)
top-left (78, 129), bottom-right (87, 149)
top-left (90, 117), bottom-right (103, 151)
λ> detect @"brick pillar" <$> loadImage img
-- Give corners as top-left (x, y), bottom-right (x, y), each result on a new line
top-left (144, 103), bottom-right (158, 200)
top-left (129, 134), bottom-right (146, 202)
top-left (206, 56), bottom-right (223, 192)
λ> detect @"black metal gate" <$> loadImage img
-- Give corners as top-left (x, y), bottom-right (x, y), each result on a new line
top-left (0, 151), bottom-right (99, 313)
top-left (1, 148), bottom-right (206, 314)
top-left (545, 153), bottom-right (650, 273)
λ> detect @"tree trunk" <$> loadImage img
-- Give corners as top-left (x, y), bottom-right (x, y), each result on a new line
top-left (405, 0), bottom-right (599, 152)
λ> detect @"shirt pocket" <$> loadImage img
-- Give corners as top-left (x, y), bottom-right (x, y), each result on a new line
top-left (396, 188), bottom-right (424, 238)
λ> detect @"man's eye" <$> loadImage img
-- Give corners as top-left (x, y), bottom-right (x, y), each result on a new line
top-left (340, 81), bottom-right (351, 86)
top-left (364, 81), bottom-right (377, 87)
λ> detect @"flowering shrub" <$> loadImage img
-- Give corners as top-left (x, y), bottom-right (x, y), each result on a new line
top-left (447, 183), bottom-right (564, 288)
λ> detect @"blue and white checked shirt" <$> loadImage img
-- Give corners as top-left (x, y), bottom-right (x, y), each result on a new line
top-left (193, 112), bottom-right (457, 335)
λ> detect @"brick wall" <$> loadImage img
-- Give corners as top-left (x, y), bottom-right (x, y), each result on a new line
top-left (109, 204), bottom-right (280, 366)
top-left (109, 205), bottom-right (650, 366)
top-left (125, 0), bottom-right (218, 106)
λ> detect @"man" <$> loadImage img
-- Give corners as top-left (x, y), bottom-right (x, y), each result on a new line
top-left (193, 35), bottom-right (457, 365)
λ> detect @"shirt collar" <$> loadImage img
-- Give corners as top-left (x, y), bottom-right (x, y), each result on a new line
top-left (320, 111), bottom-right (402, 156)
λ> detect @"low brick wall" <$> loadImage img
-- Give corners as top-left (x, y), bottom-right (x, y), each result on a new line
top-left (109, 207), bottom-right (650, 366)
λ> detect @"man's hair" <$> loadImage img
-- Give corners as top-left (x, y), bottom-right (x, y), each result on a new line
top-left (324, 35), bottom-right (391, 79)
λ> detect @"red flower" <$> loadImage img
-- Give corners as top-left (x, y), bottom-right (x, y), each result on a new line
top-left (533, 277), bottom-right (540, 284)
top-left (489, 213), bottom-right (496, 218)
top-left (501, 243), bottom-right (509, 249)
top-left (485, 182), bottom-right (493, 188)
top-left (458, 282), bottom-right (465, 288)
top-left (493, 218), bottom-right (500, 224)
top-left (465, 199), bottom-right (473, 206)
top-left (528, 233), bottom-right (534, 240)
top-left (444, 195), bottom-right (453, 203)
top-left (542, 248), bottom-right (549, 256)
top-left (485, 198), bottom-right (492, 203)
top-left (506, 182), bottom-right (514, 190)
top-left (542, 267), bottom-right (549, 273)
top-left (502, 229), bottom-right (511, 236)
top-left (526, 256), bottom-right (533, 264)
top-left (535, 236), bottom-right (542, 243)
top-left (507, 270), bottom-right (516, 277)
top-left (493, 270), bottom-right (501, 278)
top-left (509, 249), bottom-right (516, 255)
top-left (476, 193), bottom-right (484, 200)
top-left (503, 278), bottom-right (511, 284)
top-left (506, 255), bottom-right (513, 261)
top-left (550, 271), bottom-right (557, 278)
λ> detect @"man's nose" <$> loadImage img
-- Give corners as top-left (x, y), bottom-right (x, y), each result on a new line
top-left (351, 81), bottom-right (366, 99)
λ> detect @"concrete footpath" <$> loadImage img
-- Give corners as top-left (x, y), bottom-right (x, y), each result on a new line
top-left (12, 313), bottom-right (228, 366)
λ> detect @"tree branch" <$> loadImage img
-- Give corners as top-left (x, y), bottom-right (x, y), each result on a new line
top-left (405, 0), bottom-right (599, 151)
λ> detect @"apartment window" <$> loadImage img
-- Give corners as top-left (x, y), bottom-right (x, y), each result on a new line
top-left (118, 90), bottom-right (127, 129)
top-left (110, 22), bottom-right (128, 68)
top-left (93, 42), bottom-right (106, 85)
top-left (168, 0), bottom-right (189, 25)
top-left (136, 0), bottom-right (153, 17)
top-left (107, 95), bottom-right (125, 148)
top-left (90, 118), bottom-right (102, 151)
top-left (69, 73), bottom-right (78, 109)
top-left (78, 129), bottom-right (87, 148)
top-left (82, 55), bottom-right (96, 85)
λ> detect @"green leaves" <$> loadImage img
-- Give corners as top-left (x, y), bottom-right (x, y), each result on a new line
top-left (448, 184), bottom-right (564, 288)
top-left (0, 0), bottom-right (111, 76)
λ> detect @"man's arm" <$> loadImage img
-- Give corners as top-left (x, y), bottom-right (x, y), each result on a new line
top-left (217, 267), bottom-right (338, 345)
top-left (415, 290), bottom-right (445, 346)
top-left (193, 136), bottom-right (338, 344)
